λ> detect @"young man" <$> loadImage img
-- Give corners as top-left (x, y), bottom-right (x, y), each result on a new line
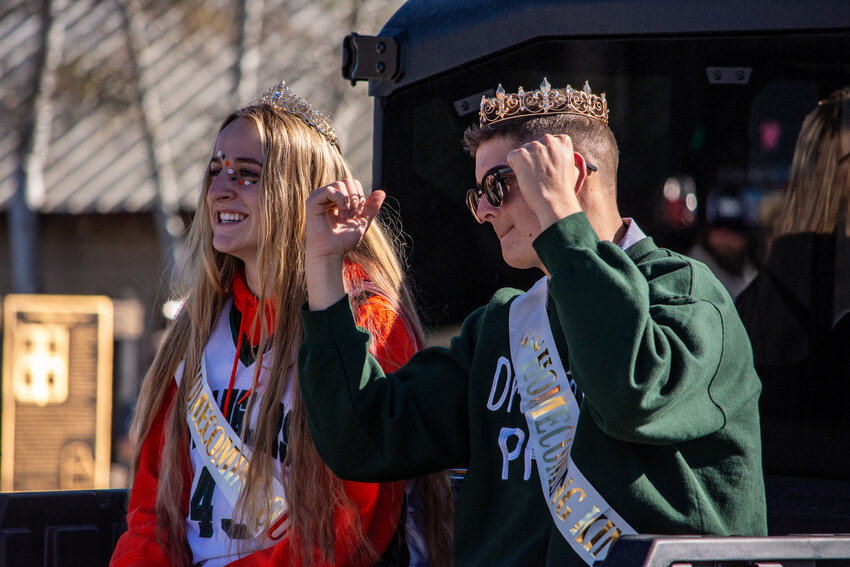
top-left (299, 79), bottom-right (767, 566)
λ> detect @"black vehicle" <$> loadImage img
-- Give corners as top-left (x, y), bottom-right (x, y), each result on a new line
top-left (346, 0), bottom-right (848, 326)
top-left (343, 0), bottom-right (850, 564)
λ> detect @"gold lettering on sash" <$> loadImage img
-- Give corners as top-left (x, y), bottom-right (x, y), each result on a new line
top-left (570, 509), bottom-right (622, 557)
top-left (528, 384), bottom-right (562, 409)
top-left (511, 278), bottom-right (636, 562)
top-left (519, 357), bottom-right (542, 374)
top-left (186, 389), bottom-right (250, 490)
top-left (532, 400), bottom-right (570, 426)
top-left (253, 495), bottom-right (287, 532)
top-left (538, 425), bottom-right (571, 449)
top-left (538, 389), bottom-right (574, 491)
top-left (546, 458), bottom-right (570, 497)
top-left (200, 412), bottom-right (218, 439)
top-left (551, 477), bottom-right (586, 520)
top-left (526, 368), bottom-right (558, 396)
top-left (549, 475), bottom-right (573, 503)
top-left (205, 426), bottom-right (226, 457)
top-left (224, 454), bottom-right (250, 486)
top-left (188, 373), bottom-right (204, 406)
top-left (520, 332), bottom-right (544, 352)
top-left (189, 373), bottom-right (207, 418)
top-left (541, 424), bottom-right (572, 492)
top-left (519, 345), bottom-right (565, 411)
top-left (519, 346), bottom-right (553, 372)
top-left (583, 517), bottom-right (621, 557)
top-left (191, 392), bottom-right (203, 418)
top-left (194, 394), bottom-right (212, 431)
top-left (270, 496), bottom-right (286, 517)
top-left (570, 505), bottom-right (601, 537)
top-left (542, 440), bottom-right (571, 464)
top-left (184, 358), bottom-right (291, 541)
top-left (517, 344), bottom-right (547, 368)
top-left (213, 437), bottom-right (241, 470)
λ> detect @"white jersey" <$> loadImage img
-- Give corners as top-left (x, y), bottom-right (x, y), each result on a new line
top-left (184, 297), bottom-right (291, 566)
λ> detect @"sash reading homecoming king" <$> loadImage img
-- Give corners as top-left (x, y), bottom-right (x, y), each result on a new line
top-left (177, 357), bottom-right (291, 540)
top-left (509, 277), bottom-right (636, 564)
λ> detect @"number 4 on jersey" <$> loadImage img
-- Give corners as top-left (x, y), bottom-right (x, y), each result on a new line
top-left (190, 467), bottom-right (215, 538)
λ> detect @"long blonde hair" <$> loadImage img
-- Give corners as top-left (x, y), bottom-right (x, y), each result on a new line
top-left (128, 103), bottom-right (453, 566)
top-left (776, 87), bottom-right (850, 237)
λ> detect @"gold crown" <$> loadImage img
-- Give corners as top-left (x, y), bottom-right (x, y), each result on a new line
top-left (259, 81), bottom-right (339, 148)
top-left (479, 78), bottom-right (608, 127)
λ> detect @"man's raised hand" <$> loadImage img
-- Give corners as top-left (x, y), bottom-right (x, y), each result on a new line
top-left (507, 134), bottom-right (587, 229)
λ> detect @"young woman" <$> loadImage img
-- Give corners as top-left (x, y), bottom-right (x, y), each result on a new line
top-left (111, 82), bottom-right (452, 567)
top-left (736, 87), bottom-right (850, 431)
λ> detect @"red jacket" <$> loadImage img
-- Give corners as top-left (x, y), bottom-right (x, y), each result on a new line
top-left (111, 293), bottom-right (418, 566)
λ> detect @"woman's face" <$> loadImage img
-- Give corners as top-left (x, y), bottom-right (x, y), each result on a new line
top-left (207, 118), bottom-right (265, 286)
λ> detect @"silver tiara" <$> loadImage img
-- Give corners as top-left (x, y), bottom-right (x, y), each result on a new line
top-left (259, 81), bottom-right (339, 148)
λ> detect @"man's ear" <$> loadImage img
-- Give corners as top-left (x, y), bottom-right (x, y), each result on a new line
top-left (572, 152), bottom-right (590, 196)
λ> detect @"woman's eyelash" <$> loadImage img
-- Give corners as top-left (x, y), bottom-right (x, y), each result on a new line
top-left (208, 164), bottom-right (259, 181)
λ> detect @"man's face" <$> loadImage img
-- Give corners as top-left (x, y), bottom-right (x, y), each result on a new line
top-left (474, 135), bottom-right (545, 271)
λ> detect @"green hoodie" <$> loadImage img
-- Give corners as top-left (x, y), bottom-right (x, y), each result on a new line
top-left (299, 213), bottom-right (766, 566)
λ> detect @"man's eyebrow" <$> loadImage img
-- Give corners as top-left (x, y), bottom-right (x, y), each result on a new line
top-left (477, 164), bottom-right (510, 186)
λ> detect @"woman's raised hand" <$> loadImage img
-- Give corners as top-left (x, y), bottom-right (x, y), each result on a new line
top-left (306, 179), bottom-right (385, 259)
top-left (304, 179), bottom-right (385, 310)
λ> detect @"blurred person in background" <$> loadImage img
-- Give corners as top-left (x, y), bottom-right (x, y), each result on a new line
top-left (736, 87), bottom-right (850, 474)
top-left (687, 187), bottom-right (759, 299)
top-left (110, 81), bottom-right (453, 567)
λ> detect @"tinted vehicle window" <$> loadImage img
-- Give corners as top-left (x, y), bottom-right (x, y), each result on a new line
top-left (377, 31), bottom-right (848, 327)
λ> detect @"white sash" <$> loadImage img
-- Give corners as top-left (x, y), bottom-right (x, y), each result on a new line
top-left (177, 358), bottom-right (291, 540)
top-left (509, 277), bottom-right (636, 564)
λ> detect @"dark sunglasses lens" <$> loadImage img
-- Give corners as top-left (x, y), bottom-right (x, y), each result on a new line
top-left (482, 174), bottom-right (504, 207)
top-left (466, 189), bottom-right (483, 222)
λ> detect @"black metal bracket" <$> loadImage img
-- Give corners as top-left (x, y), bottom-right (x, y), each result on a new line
top-left (341, 33), bottom-right (401, 86)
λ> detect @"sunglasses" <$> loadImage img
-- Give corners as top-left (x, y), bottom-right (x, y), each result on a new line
top-left (465, 162), bottom-right (598, 223)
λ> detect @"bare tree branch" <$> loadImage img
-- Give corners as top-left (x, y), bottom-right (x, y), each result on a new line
top-left (10, 0), bottom-right (68, 293)
top-left (115, 0), bottom-right (183, 283)
top-left (235, 0), bottom-right (265, 106)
